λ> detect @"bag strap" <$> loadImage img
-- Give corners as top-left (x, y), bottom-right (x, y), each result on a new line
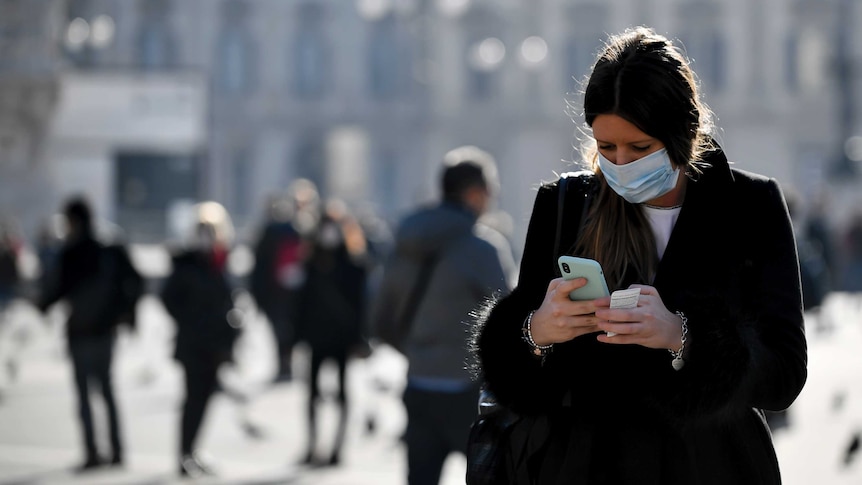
top-left (396, 254), bottom-right (439, 335)
top-left (552, 175), bottom-right (569, 276)
top-left (553, 172), bottom-right (596, 276)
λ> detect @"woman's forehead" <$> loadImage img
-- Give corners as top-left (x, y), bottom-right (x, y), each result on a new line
top-left (591, 114), bottom-right (655, 143)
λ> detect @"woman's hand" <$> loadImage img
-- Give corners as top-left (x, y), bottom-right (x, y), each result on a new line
top-left (528, 277), bottom-right (604, 346)
top-left (593, 285), bottom-right (684, 351)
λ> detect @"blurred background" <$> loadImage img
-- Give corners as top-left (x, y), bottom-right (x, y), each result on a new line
top-left (0, 0), bottom-right (860, 252)
top-left (0, 0), bottom-right (862, 484)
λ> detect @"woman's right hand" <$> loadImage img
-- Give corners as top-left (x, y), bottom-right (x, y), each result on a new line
top-left (528, 277), bottom-right (606, 346)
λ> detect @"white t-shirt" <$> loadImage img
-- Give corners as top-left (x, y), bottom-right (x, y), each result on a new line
top-left (643, 205), bottom-right (682, 261)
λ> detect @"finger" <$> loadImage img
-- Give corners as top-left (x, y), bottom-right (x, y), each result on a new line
top-left (553, 277), bottom-right (589, 301)
top-left (596, 321), bottom-right (639, 335)
top-left (593, 295), bottom-right (612, 307)
top-left (569, 313), bottom-right (604, 328)
top-left (594, 308), bottom-right (637, 322)
top-left (597, 331), bottom-right (636, 345)
top-left (558, 299), bottom-right (606, 320)
top-left (547, 277), bottom-right (566, 292)
top-left (628, 284), bottom-right (658, 296)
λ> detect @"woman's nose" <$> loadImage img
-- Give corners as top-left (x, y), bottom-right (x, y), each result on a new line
top-left (615, 151), bottom-right (638, 165)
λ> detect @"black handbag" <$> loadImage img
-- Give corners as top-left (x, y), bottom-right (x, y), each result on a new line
top-left (465, 172), bottom-right (595, 485)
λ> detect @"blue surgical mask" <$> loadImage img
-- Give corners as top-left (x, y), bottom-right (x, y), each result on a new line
top-left (597, 148), bottom-right (681, 204)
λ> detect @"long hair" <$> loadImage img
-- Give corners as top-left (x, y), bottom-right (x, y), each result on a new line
top-left (573, 26), bottom-right (715, 289)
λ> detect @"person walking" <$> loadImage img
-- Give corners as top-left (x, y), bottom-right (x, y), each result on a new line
top-left (840, 210), bottom-right (862, 293)
top-left (471, 26), bottom-right (807, 484)
top-left (36, 196), bottom-right (143, 471)
top-left (249, 180), bottom-right (320, 383)
top-left (159, 201), bottom-right (241, 478)
top-left (296, 199), bottom-right (370, 467)
top-left (0, 221), bottom-right (21, 392)
top-left (374, 146), bottom-right (516, 485)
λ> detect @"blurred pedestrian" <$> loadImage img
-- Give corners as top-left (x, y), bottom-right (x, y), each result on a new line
top-left (159, 201), bottom-right (242, 478)
top-left (840, 211), bottom-right (862, 293)
top-left (471, 26), bottom-right (806, 484)
top-left (33, 216), bottom-right (67, 352)
top-left (373, 146), bottom-right (516, 485)
top-left (785, 190), bottom-right (832, 314)
top-left (36, 196), bottom-right (143, 472)
top-left (34, 215), bottom-right (65, 292)
top-left (296, 199), bottom-right (370, 467)
top-left (249, 179), bottom-right (320, 383)
top-left (805, 197), bottom-right (839, 289)
top-left (0, 220), bottom-right (21, 388)
top-left (250, 194), bottom-right (305, 383)
top-left (0, 221), bottom-right (21, 307)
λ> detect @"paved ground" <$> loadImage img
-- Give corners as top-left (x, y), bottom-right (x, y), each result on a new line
top-left (0, 290), bottom-right (860, 484)
top-left (0, 292), bottom-right (465, 485)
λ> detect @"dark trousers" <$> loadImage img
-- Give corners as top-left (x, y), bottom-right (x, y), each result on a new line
top-left (305, 347), bottom-right (348, 460)
top-left (69, 334), bottom-right (122, 461)
top-left (403, 384), bottom-right (480, 485)
top-left (180, 362), bottom-right (219, 456)
top-left (263, 301), bottom-right (295, 375)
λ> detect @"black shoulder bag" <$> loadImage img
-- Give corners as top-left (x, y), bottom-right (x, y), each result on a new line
top-left (465, 172), bottom-right (595, 485)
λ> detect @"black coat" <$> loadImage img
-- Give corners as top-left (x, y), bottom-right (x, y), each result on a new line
top-left (160, 250), bottom-right (239, 368)
top-left (297, 244), bottom-right (367, 356)
top-left (38, 236), bottom-right (142, 340)
top-left (474, 148), bottom-right (807, 485)
top-left (249, 221), bottom-right (302, 324)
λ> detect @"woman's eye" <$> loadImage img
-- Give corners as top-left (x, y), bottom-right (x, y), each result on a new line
top-left (598, 145), bottom-right (613, 151)
top-left (633, 145), bottom-right (651, 152)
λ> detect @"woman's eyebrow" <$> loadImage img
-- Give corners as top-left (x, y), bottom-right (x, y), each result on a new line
top-left (595, 138), bottom-right (655, 145)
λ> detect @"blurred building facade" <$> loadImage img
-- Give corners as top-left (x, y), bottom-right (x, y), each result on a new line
top-left (0, 0), bottom-right (860, 253)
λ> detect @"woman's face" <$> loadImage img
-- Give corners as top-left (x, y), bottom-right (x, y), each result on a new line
top-left (592, 114), bottom-right (666, 165)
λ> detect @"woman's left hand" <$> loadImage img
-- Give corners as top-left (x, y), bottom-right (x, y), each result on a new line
top-left (593, 285), bottom-right (685, 352)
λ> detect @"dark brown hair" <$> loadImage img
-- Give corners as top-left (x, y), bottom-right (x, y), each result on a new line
top-left (574, 26), bottom-right (715, 289)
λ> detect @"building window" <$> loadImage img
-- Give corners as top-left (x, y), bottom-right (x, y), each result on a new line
top-left (677, 31), bottom-right (726, 93)
top-left (375, 147), bottom-right (398, 219)
top-left (367, 14), bottom-right (406, 100)
top-left (217, 33), bottom-right (254, 94)
top-left (293, 136), bottom-right (327, 191)
top-left (564, 35), bottom-right (598, 91)
top-left (62, 0), bottom-right (117, 68)
top-left (232, 150), bottom-right (252, 217)
top-left (291, 3), bottom-right (330, 100)
top-left (784, 28), bottom-right (828, 93)
top-left (462, 7), bottom-right (506, 101)
top-left (215, 2), bottom-right (256, 95)
top-left (676, 3), bottom-right (726, 93)
top-left (115, 151), bottom-right (199, 239)
top-left (136, 0), bottom-right (176, 70)
top-left (784, 34), bottom-right (799, 92)
top-left (563, 5), bottom-right (608, 92)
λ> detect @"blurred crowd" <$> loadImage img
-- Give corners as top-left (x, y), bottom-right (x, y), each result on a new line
top-left (0, 177), bottom-right (394, 477)
top-left (0, 168), bottom-right (861, 480)
top-left (0, 143), bottom-right (524, 482)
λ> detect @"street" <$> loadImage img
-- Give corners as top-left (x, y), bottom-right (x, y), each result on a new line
top-left (0, 291), bottom-right (860, 484)
top-left (0, 292), bottom-right (465, 485)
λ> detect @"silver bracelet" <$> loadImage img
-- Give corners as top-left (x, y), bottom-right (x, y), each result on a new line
top-left (668, 311), bottom-right (688, 371)
top-left (521, 310), bottom-right (553, 358)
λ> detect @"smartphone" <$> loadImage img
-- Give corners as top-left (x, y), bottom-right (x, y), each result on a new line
top-left (557, 256), bottom-right (610, 301)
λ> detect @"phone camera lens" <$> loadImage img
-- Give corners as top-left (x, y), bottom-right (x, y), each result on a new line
top-left (561, 263), bottom-right (570, 273)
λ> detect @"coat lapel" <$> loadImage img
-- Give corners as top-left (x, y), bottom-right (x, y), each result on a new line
top-left (653, 149), bottom-right (736, 304)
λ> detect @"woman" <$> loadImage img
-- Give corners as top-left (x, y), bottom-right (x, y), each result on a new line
top-left (296, 199), bottom-right (369, 467)
top-left (473, 27), bottom-right (807, 484)
top-left (160, 202), bottom-right (240, 478)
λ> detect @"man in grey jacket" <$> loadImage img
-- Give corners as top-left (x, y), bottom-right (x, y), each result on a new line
top-left (373, 145), bottom-right (516, 485)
